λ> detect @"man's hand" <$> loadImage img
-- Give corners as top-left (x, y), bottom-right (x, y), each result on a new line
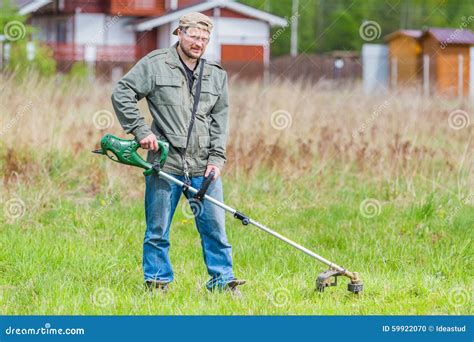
top-left (139, 133), bottom-right (158, 152)
top-left (205, 164), bottom-right (220, 180)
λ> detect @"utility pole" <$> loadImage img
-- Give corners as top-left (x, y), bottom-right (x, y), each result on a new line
top-left (290, 0), bottom-right (299, 57)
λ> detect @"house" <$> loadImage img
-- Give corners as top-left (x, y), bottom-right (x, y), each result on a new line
top-left (383, 27), bottom-right (474, 96)
top-left (16, 0), bottom-right (287, 79)
top-left (420, 28), bottom-right (474, 96)
top-left (385, 29), bottom-right (423, 87)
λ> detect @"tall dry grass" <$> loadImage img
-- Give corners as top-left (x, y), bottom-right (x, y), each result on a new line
top-left (0, 71), bottom-right (472, 202)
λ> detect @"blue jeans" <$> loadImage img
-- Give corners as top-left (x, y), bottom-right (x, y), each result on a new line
top-left (143, 172), bottom-right (234, 290)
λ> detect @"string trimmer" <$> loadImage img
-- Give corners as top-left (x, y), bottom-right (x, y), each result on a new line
top-left (93, 134), bottom-right (364, 294)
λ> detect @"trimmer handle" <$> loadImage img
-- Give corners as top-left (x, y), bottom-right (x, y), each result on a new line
top-left (194, 170), bottom-right (215, 201)
top-left (95, 134), bottom-right (169, 175)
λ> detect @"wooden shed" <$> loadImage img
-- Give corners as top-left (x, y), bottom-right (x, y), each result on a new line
top-left (420, 28), bottom-right (474, 96)
top-left (385, 29), bottom-right (423, 87)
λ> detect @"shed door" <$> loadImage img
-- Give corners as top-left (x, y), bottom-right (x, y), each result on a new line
top-left (220, 44), bottom-right (264, 79)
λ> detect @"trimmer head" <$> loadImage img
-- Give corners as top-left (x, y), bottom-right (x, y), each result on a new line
top-left (316, 269), bottom-right (363, 294)
top-left (348, 281), bottom-right (364, 294)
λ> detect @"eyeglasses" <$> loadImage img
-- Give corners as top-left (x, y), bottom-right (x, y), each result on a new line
top-left (181, 29), bottom-right (210, 44)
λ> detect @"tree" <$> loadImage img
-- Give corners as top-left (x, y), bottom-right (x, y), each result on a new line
top-left (239, 0), bottom-right (474, 56)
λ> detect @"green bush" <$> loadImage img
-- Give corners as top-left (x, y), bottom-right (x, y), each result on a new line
top-left (1, 0), bottom-right (56, 77)
top-left (6, 42), bottom-right (56, 77)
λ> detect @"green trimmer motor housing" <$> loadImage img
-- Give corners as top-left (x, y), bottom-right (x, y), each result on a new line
top-left (93, 134), bottom-right (169, 176)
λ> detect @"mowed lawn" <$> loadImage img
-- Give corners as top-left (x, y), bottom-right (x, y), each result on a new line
top-left (1, 162), bottom-right (472, 315)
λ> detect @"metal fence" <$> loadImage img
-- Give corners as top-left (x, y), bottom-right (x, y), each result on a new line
top-left (269, 53), bottom-right (362, 83)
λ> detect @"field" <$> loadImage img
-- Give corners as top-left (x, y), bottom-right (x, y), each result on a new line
top-left (0, 73), bottom-right (472, 314)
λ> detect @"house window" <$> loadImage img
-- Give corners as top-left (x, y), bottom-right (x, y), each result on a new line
top-left (56, 20), bottom-right (67, 43)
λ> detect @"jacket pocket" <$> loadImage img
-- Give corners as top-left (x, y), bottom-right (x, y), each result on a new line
top-left (198, 135), bottom-right (211, 160)
top-left (198, 79), bottom-right (220, 115)
top-left (155, 76), bottom-right (183, 106)
top-left (167, 133), bottom-right (188, 149)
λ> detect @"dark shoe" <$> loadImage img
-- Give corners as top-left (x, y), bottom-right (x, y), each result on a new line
top-left (145, 280), bottom-right (169, 294)
top-left (224, 279), bottom-right (246, 297)
top-left (226, 279), bottom-right (246, 288)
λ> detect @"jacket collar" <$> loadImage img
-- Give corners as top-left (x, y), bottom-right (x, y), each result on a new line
top-left (165, 42), bottom-right (181, 68)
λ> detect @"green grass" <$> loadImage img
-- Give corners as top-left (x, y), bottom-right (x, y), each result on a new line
top-left (0, 160), bottom-right (473, 315)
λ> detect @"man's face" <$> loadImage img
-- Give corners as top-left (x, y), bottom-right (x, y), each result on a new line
top-left (177, 27), bottom-right (210, 59)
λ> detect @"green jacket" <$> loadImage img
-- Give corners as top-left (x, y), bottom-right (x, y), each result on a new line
top-left (111, 43), bottom-right (229, 176)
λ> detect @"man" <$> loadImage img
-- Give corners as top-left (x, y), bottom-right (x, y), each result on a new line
top-left (111, 12), bottom-right (245, 294)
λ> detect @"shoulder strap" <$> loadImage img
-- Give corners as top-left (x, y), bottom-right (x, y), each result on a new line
top-left (182, 58), bottom-right (206, 182)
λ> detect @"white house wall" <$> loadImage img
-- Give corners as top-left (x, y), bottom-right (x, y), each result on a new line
top-left (169, 19), bottom-right (179, 47)
top-left (104, 16), bottom-right (135, 45)
top-left (158, 23), bottom-right (173, 49)
top-left (75, 13), bottom-right (106, 45)
top-left (216, 17), bottom-right (269, 46)
top-left (75, 13), bottom-right (135, 46)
